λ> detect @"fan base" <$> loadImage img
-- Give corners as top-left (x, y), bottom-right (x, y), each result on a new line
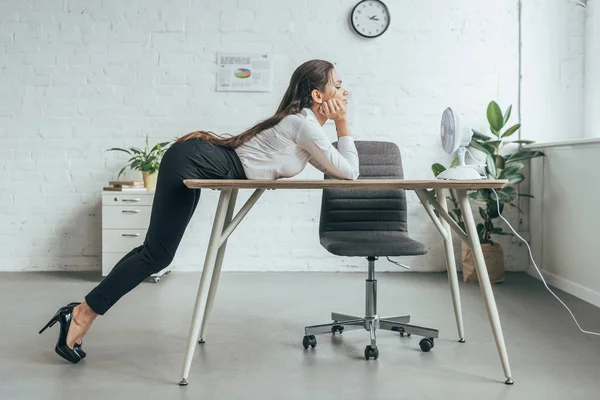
top-left (437, 166), bottom-right (483, 180)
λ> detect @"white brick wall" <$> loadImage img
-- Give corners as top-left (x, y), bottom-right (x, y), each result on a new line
top-left (0, 0), bottom-right (560, 273)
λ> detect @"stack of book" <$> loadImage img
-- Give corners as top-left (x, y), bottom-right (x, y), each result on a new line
top-left (103, 180), bottom-right (147, 192)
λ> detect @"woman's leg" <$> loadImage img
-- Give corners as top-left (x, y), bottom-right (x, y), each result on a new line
top-left (64, 139), bottom-right (246, 349)
top-left (70, 245), bottom-right (143, 346)
top-left (66, 142), bottom-right (203, 347)
top-left (84, 189), bottom-right (200, 315)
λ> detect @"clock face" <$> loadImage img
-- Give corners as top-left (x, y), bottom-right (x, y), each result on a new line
top-left (351, 0), bottom-right (390, 38)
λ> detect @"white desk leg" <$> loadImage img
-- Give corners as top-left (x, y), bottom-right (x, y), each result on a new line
top-left (179, 189), bottom-right (232, 386)
top-left (435, 188), bottom-right (465, 342)
top-left (198, 189), bottom-right (238, 343)
top-left (456, 189), bottom-right (514, 385)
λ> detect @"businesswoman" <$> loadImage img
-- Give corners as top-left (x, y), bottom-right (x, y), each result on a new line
top-left (39, 59), bottom-right (360, 363)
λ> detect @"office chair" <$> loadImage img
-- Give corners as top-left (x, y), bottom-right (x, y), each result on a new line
top-left (302, 141), bottom-right (439, 360)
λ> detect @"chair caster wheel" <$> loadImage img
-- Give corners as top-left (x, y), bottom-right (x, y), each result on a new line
top-left (331, 325), bottom-right (344, 334)
top-left (198, 339), bottom-right (205, 344)
top-left (419, 337), bottom-right (434, 352)
top-left (151, 277), bottom-right (160, 283)
top-left (400, 332), bottom-right (411, 337)
top-left (364, 345), bottom-right (379, 360)
top-left (302, 335), bottom-right (317, 349)
top-left (179, 379), bottom-right (188, 386)
top-left (165, 270), bottom-right (172, 275)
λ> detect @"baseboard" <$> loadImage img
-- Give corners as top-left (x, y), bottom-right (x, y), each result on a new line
top-left (527, 267), bottom-right (600, 308)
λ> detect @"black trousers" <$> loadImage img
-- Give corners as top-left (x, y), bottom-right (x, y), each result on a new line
top-left (85, 139), bottom-right (247, 315)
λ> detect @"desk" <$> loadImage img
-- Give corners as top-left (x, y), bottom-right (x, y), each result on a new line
top-left (178, 179), bottom-right (512, 385)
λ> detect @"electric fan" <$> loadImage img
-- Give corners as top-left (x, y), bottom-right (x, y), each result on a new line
top-left (436, 107), bottom-right (483, 180)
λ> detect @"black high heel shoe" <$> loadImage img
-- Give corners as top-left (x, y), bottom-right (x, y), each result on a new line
top-left (66, 302), bottom-right (86, 359)
top-left (39, 304), bottom-right (83, 364)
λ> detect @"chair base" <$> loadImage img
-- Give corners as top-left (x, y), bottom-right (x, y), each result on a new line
top-left (305, 312), bottom-right (439, 339)
top-left (302, 257), bottom-right (439, 358)
top-left (304, 312), bottom-right (439, 357)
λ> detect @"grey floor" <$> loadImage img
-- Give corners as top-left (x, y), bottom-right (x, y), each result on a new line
top-left (1, 271), bottom-right (599, 400)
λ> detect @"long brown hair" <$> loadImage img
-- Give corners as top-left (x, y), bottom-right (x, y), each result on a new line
top-left (175, 59), bottom-right (335, 149)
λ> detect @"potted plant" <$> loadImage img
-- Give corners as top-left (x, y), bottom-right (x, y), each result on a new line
top-left (106, 135), bottom-right (171, 192)
top-left (431, 101), bottom-right (544, 283)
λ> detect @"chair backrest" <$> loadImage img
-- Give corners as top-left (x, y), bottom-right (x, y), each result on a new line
top-left (319, 141), bottom-right (408, 235)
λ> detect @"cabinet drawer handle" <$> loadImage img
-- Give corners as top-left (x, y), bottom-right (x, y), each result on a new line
top-left (121, 198), bottom-right (141, 203)
top-left (122, 233), bottom-right (141, 237)
top-left (122, 210), bottom-right (141, 214)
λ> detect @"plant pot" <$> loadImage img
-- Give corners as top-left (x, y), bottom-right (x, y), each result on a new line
top-left (461, 241), bottom-right (504, 284)
top-left (142, 171), bottom-right (158, 192)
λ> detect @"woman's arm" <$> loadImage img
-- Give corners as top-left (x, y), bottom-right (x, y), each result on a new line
top-left (297, 119), bottom-right (360, 180)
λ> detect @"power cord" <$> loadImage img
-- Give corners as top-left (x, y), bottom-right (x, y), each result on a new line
top-left (464, 147), bottom-right (599, 337)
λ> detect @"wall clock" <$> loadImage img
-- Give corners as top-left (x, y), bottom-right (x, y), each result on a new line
top-left (350, 0), bottom-right (391, 39)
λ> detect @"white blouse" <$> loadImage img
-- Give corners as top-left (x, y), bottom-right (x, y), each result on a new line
top-left (234, 108), bottom-right (360, 180)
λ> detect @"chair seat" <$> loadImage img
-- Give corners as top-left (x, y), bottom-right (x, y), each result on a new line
top-left (320, 231), bottom-right (428, 257)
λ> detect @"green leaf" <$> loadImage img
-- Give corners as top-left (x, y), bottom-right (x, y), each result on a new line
top-left (487, 199), bottom-right (504, 218)
top-left (106, 148), bottom-right (132, 155)
top-left (151, 141), bottom-right (171, 153)
top-left (506, 173), bottom-right (524, 184)
top-left (431, 163), bottom-right (446, 177)
top-left (499, 163), bottom-right (524, 178)
top-left (477, 223), bottom-right (485, 239)
top-left (479, 207), bottom-right (487, 220)
top-left (506, 202), bottom-right (524, 213)
top-left (505, 150), bottom-right (544, 162)
top-left (495, 154), bottom-right (506, 170)
top-left (501, 123), bottom-right (521, 139)
top-left (481, 142), bottom-right (497, 156)
top-left (469, 190), bottom-right (489, 203)
top-left (469, 139), bottom-right (496, 154)
top-left (499, 186), bottom-right (517, 202)
top-left (117, 165), bottom-right (129, 179)
top-left (450, 156), bottom-right (460, 168)
top-left (506, 140), bottom-right (535, 145)
top-left (503, 104), bottom-right (512, 125)
top-left (491, 227), bottom-right (504, 234)
top-left (448, 210), bottom-right (458, 223)
top-left (486, 153), bottom-right (497, 178)
top-left (471, 129), bottom-right (492, 141)
top-left (470, 140), bottom-right (494, 157)
top-left (487, 101), bottom-right (504, 132)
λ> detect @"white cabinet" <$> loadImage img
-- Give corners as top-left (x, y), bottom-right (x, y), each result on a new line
top-left (101, 191), bottom-right (170, 282)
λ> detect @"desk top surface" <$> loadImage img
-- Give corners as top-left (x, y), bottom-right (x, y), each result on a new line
top-left (183, 179), bottom-right (508, 190)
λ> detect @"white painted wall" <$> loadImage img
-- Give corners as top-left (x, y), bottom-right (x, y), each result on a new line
top-left (1, 0), bottom-right (531, 272)
top-left (528, 139), bottom-right (600, 308)
top-left (519, 2), bottom-right (600, 307)
top-left (520, 0), bottom-right (586, 144)
top-left (584, 0), bottom-right (600, 138)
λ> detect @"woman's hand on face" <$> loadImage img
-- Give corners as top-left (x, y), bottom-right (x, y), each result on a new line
top-left (318, 99), bottom-right (347, 122)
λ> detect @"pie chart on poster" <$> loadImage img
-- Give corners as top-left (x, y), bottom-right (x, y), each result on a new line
top-left (234, 68), bottom-right (251, 79)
